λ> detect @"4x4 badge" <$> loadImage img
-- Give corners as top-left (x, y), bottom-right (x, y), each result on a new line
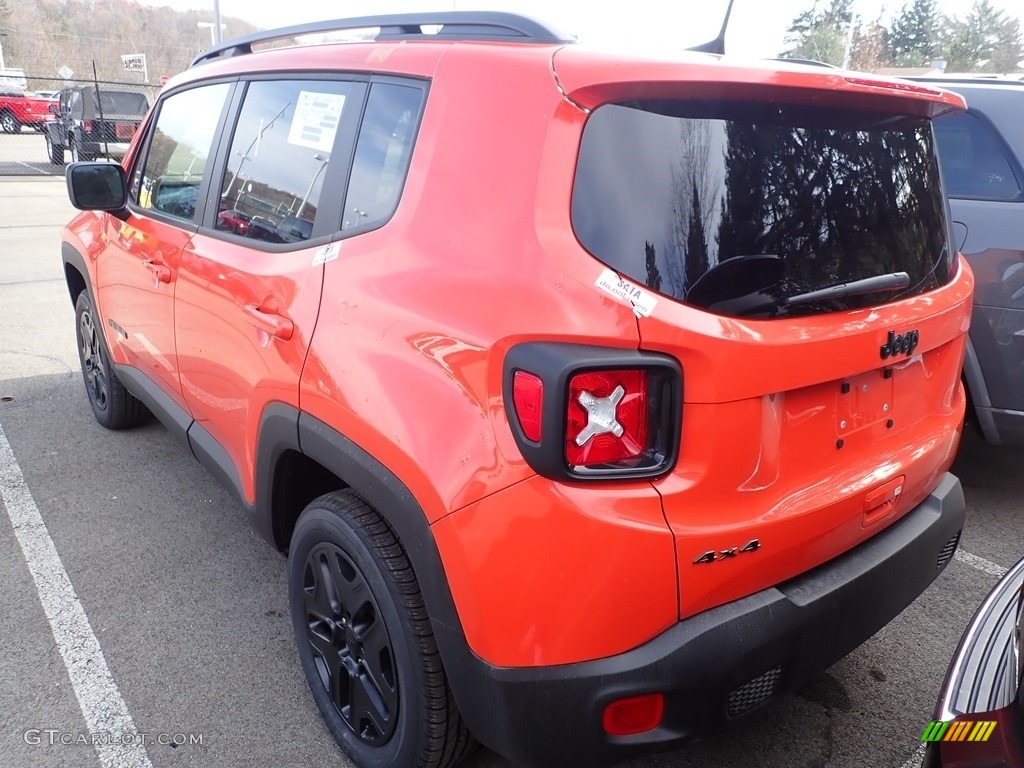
top-left (880, 329), bottom-right (920, 359)
top-left (693, 539), bottom-right (761, 564)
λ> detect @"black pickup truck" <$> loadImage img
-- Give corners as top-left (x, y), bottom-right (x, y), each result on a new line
top-left (45, 86), bottom-right (149, 164)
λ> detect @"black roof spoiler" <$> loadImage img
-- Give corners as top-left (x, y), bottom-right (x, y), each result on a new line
top-left (190, 11), bottom-right (575, 67)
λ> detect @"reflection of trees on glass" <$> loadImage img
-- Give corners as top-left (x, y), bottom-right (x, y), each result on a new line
top-left (667, 119), bottom-right (715, 297)
top-left (714, 115), bottom-right (945, 307)
top-left (570, 100), bottom-right (949, 318)
top-left (644, 241), bottom-right (662, 292)
top-left (684, 179), bottom-right (710, 291)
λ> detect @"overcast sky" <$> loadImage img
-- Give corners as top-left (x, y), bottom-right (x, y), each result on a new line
top-left (148, 0), bottom-right (1024, 60)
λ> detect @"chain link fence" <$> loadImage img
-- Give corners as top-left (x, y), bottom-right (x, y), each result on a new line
top-left (0, 74), bottom-right (161, 176)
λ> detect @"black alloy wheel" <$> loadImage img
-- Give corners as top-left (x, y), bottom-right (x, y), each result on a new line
top-left (302, 540), bottom-right (399, 745)
top-left (78, 296), bottom-right (109, 414)
top-left (73, 292), bottom-right (150, 429)
top-left (288, 490), bottom-right (475, 768)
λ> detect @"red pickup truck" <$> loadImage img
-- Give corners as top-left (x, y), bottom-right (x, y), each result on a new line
top-left (0, 89), bottom-right (54, 133)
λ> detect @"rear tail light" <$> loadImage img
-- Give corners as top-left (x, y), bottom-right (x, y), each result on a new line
top-left (602, 693), bottom-right (665, 736)
top-left (504, 344), bottom-right (681, 481)
top-left (82, 120), bottom-right (94, 132)
top-left (566, 369), bottom-right (648, 467)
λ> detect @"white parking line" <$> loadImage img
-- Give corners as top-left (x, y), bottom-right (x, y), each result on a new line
top-left (954, 549), bottom-right (1009, 578)
top-left (0, 422), bottom-right (153, 768)
top-left (13, 159), bottom-right (47, 175)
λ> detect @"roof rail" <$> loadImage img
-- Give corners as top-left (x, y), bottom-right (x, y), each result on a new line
top-left (906, 75), bottom-right (1024, 87)
top-left (190, 11), bottom-right (575, 67)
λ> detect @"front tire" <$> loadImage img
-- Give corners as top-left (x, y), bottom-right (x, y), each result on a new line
top-left (288, 491), bottom-right (475, 768)
top-left (74, 292), bottom-right (150, 429)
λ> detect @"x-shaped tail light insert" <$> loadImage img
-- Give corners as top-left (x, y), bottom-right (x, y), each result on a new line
top-left (575, 385), bottom-right (626, 446)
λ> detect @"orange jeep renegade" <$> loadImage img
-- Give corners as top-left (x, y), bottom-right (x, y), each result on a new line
top-left (61, 12), bottom-right (972, 768)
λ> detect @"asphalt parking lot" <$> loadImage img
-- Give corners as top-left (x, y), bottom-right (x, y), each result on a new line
top-left (0, 175), bottom-right (1021, 768)
top-left (0, 131), bottom-right (62, 176)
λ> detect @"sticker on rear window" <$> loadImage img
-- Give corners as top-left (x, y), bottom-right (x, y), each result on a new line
top-left (595, 269), bottom-right (658, 317)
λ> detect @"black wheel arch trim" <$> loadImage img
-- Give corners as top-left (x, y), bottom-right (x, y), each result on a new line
top-left (62, 241), bottom-right (91, 307)
top-left (259, 408), bottom-right (481, 739)
top-left (292, 411), bottom-right (466, 635)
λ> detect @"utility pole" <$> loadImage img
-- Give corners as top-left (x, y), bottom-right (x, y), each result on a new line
top-left (213, 0), bottom-right (223, 44)
top-left (842, 14), bottom-right (857, 69)
top-left (0, 31), bottom-right (7, 71)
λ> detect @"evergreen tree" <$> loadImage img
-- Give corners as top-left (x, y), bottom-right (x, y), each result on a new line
top-left (889, 0), bottom-right (941, 66)
top-left (939, 0), bottom-right (1024, 72)
top-left (780, 0), bottom-right (854, 65)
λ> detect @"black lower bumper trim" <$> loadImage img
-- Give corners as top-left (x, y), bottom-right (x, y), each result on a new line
top-left (435, 473), bottom-right (966, 768)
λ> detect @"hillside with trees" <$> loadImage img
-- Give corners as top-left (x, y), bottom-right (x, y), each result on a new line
top-left (0, 0), bottom-right (258, 88)
top-left (782, 0), bottom-right (1024, 72)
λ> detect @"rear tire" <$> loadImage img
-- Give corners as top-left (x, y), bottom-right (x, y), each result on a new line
top-left (0, 111), bottom-right (19, 134)
top-left (70, 136), bottom-right (94, 162)
top-left (288, 490), bottom-right (476, 768)
top-left (46, 134), bottom-right (65, 165)
top-left (74, 292), bottom-right (150, 430)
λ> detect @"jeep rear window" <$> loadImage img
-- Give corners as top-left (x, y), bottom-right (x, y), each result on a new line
top-left (92, 91), bottom-right (149, 116)
top-left (572, 101), bottom-right (952, 319)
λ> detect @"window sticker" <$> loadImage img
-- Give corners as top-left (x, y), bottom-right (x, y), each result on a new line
top-left (595, 269), bottom-right (658, 317)
top-left (287, 91), bottom-right (346, 153)
top-left (312, 242), bottom-right (340, 266)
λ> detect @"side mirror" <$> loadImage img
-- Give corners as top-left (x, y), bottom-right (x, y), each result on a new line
top-left (48, 102), bottom-right (60, 115)
top-left (66, 163), bottom-right (128, 212)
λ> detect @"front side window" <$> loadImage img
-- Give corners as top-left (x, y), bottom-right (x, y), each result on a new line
top-left (572, 101), bottom-right (953, 319)
top-left (132, 83), bottom-right (230, 222)
top-left (933, 110), bottom-right (1023, 201)
top-left (215, 79), bottom-right (352, 244)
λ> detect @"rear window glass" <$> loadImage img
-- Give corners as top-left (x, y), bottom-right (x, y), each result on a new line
top-left (932, 110), bottom-right (1023, 201)
top-left (92, 91), bottom-right (149, 116)
top-left (572, 101), bottom-right (952, 319)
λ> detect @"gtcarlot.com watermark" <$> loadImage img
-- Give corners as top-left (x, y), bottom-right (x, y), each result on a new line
top-left (24, 729), bottom-right (205, 747)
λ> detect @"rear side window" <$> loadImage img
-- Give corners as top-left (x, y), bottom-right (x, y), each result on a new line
top-left (572, 101), bottom-right (952, 319)
top-left (933, 110), bottom-right (1023, 201)
top-left (132, 83), bottom-right (230, 223)
top-left (216, 80), bottom-right (352, 244)
top-left (342, 83), bottom-right (423, 232)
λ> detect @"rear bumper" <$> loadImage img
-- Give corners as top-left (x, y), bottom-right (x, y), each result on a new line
top-left (82, 140), bottom-right (131, 158)
top-left (437, 473), bottom-right (966, 768)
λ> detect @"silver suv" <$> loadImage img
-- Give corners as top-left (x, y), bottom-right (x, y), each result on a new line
top-left (913, 77), bottom-right (1024, 449)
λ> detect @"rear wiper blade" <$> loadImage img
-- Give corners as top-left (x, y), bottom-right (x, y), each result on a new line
top-left (784, 272), bottom-right (910, 307)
